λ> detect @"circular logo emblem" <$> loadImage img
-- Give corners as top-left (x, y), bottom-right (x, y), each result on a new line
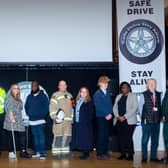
top-left (119, 19), bottom-right (164, 64)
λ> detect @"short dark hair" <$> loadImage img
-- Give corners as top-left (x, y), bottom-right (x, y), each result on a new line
top-left (119, 81), bottom-right (132, 93)
top-left (32, 81), bottom-right (39, 86)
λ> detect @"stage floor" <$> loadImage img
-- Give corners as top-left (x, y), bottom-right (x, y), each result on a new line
top-left (0, 151), bottom-right (166, 168)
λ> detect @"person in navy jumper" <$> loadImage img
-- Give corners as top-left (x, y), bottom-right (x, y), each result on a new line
top-left (25, 81), bottom-right (49, 160)
top-left (73, 87), bottom-right (94, 160)
top-left (93, 76), bottom-right (112, 160)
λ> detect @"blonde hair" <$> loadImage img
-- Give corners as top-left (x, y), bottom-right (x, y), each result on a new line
top-left (76, 87), bottom-right (91, 103)
top-left (10, 84), bottom-right (21, 101)
top-left (97, 76), bottom-right (110, 86)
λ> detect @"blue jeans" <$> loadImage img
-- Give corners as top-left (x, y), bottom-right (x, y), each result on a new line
top-left (141, 123), bottom-right (160, 160)
top-left (31, 124), bottom-right (46, 155)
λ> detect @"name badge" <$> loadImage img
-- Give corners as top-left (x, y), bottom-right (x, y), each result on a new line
top-left (153, 107), bottom-right (158, 112)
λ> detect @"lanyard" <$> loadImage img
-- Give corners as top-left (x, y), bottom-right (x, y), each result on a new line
top-left (148, 93), bottom-right (158, 112)
top-left (149, 95), bottom-right (157, 107)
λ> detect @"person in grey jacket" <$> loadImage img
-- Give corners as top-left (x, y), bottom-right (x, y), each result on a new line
top-left (3, 84), bottom-right (31, 159)
top-left (113, 82), bottom-right (138, 161)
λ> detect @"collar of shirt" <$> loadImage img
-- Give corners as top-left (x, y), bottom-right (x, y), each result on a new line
top-left (152, 91), bottom-right (156, 99)
top-left (100, 88), bottom-right (107, 95)
top-left (33, 91), bottom-right (40, 96)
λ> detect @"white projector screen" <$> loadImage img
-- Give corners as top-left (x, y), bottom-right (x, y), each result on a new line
top-left (0, 0), bottom-right (113, 63)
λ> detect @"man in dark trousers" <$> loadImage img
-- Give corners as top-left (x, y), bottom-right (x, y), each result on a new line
top-left (139, 78), bottom-right (162, 163)
top-left (25, 81), bottom-right (49, 160)
top-left (93, 76), bottom-right (112, 160)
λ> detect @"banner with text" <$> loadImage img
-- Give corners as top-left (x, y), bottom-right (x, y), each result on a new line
top-left (117, 0), bottom-right (166, 93)
top-left (117, 0), bottom-right (166, 151)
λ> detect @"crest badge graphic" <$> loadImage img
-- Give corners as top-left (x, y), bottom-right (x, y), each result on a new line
top-left (119, 19), bottom-right (164, 64)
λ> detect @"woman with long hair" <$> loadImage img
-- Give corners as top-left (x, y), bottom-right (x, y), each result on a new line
top-left (73, 87), bottom-right (94, 160)
top-left (4, 84), bottom-right (30, 159)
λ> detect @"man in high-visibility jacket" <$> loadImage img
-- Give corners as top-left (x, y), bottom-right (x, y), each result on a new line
top-left (0, 87), bottom-right (6, 154)
top-left (49, 80), bottom-right (73, 158)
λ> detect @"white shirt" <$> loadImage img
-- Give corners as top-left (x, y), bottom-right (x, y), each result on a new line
top-left (100, 88), bottom-right (107, 95)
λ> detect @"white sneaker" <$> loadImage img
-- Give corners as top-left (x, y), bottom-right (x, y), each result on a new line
top-left (40, 154), bottom-right (46, 160)
top-left (32, 153), bottom-right (40, 158)
top-left (9, 152), bottom-right (16, 159)
top-left (40, 156), bottom-right (46, 160)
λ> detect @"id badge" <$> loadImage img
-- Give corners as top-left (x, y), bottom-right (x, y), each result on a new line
top-left (153, 107), bottom-right (158, 112)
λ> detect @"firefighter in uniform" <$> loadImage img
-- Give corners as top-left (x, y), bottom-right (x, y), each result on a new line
top-left (49, 80), bottom-right (73, 158)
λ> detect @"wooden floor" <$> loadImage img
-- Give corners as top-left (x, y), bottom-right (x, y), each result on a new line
top-left (0, 151), bottom-right (166, 168)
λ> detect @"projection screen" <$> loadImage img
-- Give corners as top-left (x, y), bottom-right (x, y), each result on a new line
top-left (0, 0), bottom-right (113, 63)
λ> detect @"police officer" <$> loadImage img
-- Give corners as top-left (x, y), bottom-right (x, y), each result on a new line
top-left (49, 80), bottom-right (73, 158)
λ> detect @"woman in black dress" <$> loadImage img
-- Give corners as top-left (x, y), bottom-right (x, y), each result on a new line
top-left (73, 87), bottom-right (94, 160)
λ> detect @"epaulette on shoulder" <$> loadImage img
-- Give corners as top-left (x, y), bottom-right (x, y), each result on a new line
top-left (66, 92), bottom-right (73, 99)
top-left (52, 92), bottom-right (59, 99)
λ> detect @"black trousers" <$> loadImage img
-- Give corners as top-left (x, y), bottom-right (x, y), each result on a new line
top-left (116, 120), bottom-right (136, 156)
top-left (7, 131), bottom-right (26, 152)
top-left (96, 117), bottom-right (109, 156)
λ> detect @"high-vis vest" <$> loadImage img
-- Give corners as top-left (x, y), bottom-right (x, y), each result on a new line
top-left (0, 88), bottom-right (6, 114)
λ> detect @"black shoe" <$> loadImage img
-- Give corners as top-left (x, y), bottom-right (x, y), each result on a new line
top-left (40, 154), bottom-right (46, 160)
top-left (162, 158), bottom-right (168, 164)
top-left (20, 151), bottom-right (31, 158)
top-left (103, 153), bottom-right (111, 159)
top-left (97, 155), bottom-right (106, 160)
top-left (150, 158), bottom-right (162, 163)
top-left (141, 158), bottom-right (147, 163)
top-left (79, 154), bottom-right (89, 160)
top-left (127, 155), bottom-right (133, 161)
top-left (157, 158), bottom-right (166, 164)
top-left (118, 154), bottom-right (127, 160)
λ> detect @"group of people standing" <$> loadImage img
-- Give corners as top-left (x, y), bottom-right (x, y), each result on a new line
top-left (3, 81), bottom-right (49, 159)
top-left (1, 76), bottom-right (168, 164)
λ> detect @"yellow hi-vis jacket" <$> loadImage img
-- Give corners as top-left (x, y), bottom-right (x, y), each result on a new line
top-left (0, 88), bottom-right (6, 114)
